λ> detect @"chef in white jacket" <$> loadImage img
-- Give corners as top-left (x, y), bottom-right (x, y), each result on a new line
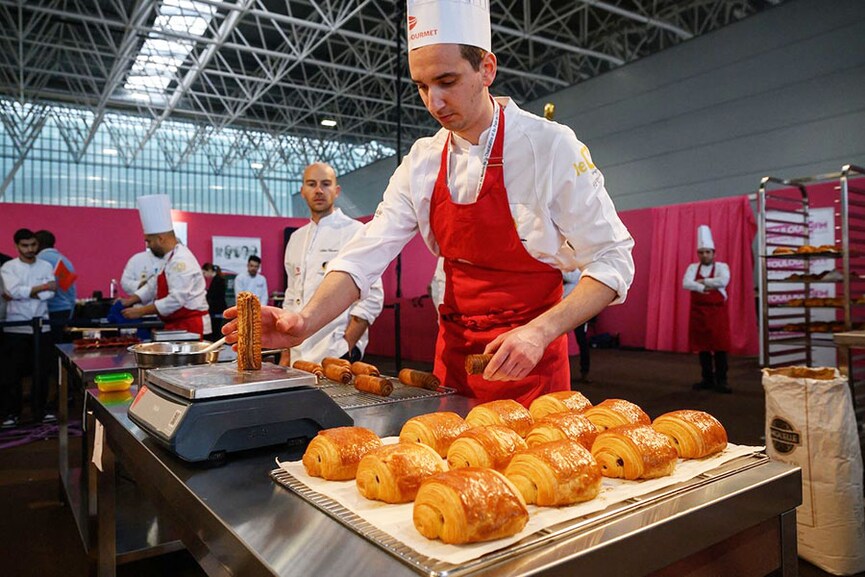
top-left (682, 225), bottom-right (731, 393)
top-left (121, 249), bottom-right (164, 296)
top-left (224, 1), bottom-right (633, 405)
top-left (233, 255), bottom-right (269, 305)
top-left (120, 195), bottom-right (211, 337)
top-left (280, 162), bottom-right (384, 364)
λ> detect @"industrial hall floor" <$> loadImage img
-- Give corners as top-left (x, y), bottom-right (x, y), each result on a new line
top-left (0, 348), bottom-right (860, 577)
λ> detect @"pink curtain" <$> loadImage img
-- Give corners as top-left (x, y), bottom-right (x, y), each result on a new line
top-left (644, 195), bottom-right (758, 355)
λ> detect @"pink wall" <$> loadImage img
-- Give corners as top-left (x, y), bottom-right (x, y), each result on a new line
top-left (0, 203), bottom-right (305, 298)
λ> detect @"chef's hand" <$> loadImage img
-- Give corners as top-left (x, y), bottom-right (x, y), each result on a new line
top-left (482, 325), bottom-right (547, 381)
top-left (222, 305), bottom-right (307, 350)
top-left (119, 295), bottom-right (140, 308)
top-left (122, 306), bottom-right (145, 319)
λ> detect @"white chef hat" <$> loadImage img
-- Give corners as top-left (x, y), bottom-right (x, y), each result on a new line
top-left (137, 194), bottom-right (173, 234)
top-left (407, 0), bottom-right (491, 52)
top-left (697, 225), bottom-right (715, 251)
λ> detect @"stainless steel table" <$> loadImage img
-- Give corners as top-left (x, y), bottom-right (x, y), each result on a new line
top-left (86, 387), bottom-right (802, 577)
top-left (55, 344), bottom-right (235, 568)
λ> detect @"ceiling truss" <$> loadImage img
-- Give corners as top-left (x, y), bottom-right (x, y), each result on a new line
top-left (0, 0), bottom-right (782, 170)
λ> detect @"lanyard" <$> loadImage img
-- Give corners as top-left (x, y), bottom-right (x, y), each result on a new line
top-left (446, 97), bottom-right (501, 200)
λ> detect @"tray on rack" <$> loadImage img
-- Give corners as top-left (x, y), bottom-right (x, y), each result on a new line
top-left (271, 445), bottom-right (765, 576)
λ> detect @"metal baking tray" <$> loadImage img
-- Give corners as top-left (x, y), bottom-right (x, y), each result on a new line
top-left (270, 451), bottom-right (769, 577)
top-left (316, 375), bottom-right (455, 409)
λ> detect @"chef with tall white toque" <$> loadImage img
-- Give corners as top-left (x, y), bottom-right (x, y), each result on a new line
top-left (222, 0), bottom-right (634, 405)
top-left (120, 194), bottom-right (210, 337)
top-left (682, 225), bottom-right (732, 394)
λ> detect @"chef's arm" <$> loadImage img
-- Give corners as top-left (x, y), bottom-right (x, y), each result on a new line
top-left (483, 276), bottom-right (616, 381)
top-left (682, 265), bottom-right (705, 292)
top-left (225, 271), bottom-right (360, 351)
top-left (701, 263), bottom-right (730, 289)
top-left (343, 315), bottom-right (370, 351)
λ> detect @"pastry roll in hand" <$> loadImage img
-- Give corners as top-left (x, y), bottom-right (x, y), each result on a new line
top-left (529, 391), bottom-right (593, 420)
top-left (465, 399), bottom-right (533, 437)
top-left (356, 442), bottom-right (445, 503)
top-left (652, 410), bottom-right (727, 458)
top-left (591, 424), bottom-right (677, 480)
top-left (525, 412), bottom-right (598, 450)
top-left (584, 399), bottom-right (650, 432)
top-left (302, 427), bottom-right (382, 480)
top-left (398, 368), bottom-right (441, 390)
top-left (447, 425), bottom-right (527, 472)
top-left (399, 412), bottom-right (469, 458)
top-left (505, 439), bottom-right (602, 506)
top-left (465, 354), bottom-right (493, 375)
top-left (235, 291), bottom-right (262, 371)
top-left (413, 468), bottom-right (528, 544)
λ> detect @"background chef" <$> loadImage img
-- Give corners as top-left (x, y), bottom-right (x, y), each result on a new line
top-left (682, 225), bottom-right (732, 393)
top-left (120, 194), bottom-right (211, 337)
top-left (223, 0), bottom-right (634, 405)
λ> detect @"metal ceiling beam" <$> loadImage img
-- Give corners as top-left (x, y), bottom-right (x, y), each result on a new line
top-left (576, 0), bottom-right (693, 39)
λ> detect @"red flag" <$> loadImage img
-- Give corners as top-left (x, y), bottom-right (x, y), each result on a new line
top-left (54, 259), bottom-right (78, 291)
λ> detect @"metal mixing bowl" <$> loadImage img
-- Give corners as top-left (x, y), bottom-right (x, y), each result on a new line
top-left (128, 341), bottom-right (221, 369)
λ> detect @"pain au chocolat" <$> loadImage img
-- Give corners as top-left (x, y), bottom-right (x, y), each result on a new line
top-left (447, 425), bottom-right (527, 472)
top-left (302, 426), bottom-right (382, 481)
top-left (525, 411), bottom-right (598, 450)
top-left (235, 291), bottom-right (261, 371)
top-left (465, 399), bottom-right (534, 438)
top-left (505, 439), bottom-right (602, 506)
top-left (591, 424), bottom-right (677, 480)
top-left (651, 410), bottom-right (727, 459)
top-left (399, 412), bottom-right (470, 458)
top-left (355, 442), bottom-right (445, 503)
top-left (583, 399), bottom-right (651, 432)
top-left (528, 391), bottom-right (593, 421)
top-left (413, 468), bottom-right (529, 544)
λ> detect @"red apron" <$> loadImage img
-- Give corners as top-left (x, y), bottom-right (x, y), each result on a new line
top-left (429, 105), bottom-right (569, 406)
top-left (156, 251), bottom-right (207, 336)
top-left (688, 263), bottom-right (731, 351)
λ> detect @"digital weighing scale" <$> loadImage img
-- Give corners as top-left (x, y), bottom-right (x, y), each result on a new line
top-left (128, 363), bottom-right (353, 463)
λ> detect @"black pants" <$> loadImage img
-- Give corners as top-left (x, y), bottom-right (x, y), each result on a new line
top-left (0, 331), bottom-right (53, 420)
top-left (699, 351), bottom-right (728, 385)
top-left (574, 323), bottom-right (590, 375)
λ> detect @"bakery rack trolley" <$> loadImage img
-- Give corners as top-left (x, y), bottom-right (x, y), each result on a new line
top-left (757, 164), bottom-right (865, 369)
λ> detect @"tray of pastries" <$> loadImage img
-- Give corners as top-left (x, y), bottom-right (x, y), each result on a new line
top-left (73, 335), bottom-right (141, 349)
top-left (271, 393), bottom-right (763, 575)
top-left (770, 244), bottom-right (841, 257)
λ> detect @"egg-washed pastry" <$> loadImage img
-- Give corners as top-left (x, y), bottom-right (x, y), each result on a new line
top-left (322, 357), bottom-right (351, 369)
top-left (236, 291), bottom-right (261, 371)
top-left (465, 353), bottom-right (493, 375)
top-left (400, 412), bottom-right (470, 458)
top-left (584, 399), bottom-right (650, 432)
top-left (356, 442), bottom-right (445, 503)
top-left (292, 360), bottom-right (324, 379)
top-left (447, 425), bottom-right (527, 472)
top-left (652, 410), bottom-right (727, 459)
top-left (465, 399), bottom-right (533, 437)
top-left (528, 391), bottom-right (592, 421)
top-left (525, 411), bottom-right (598, 450)
top-left (354, 374), bottom-right (393, 397)
top-left (772, 246), bottom-right (795, 255)
top-left (324, 363), bottom-right (353, 384)
top-left (591, 424), bottom-right (677, 480)
top-left (413, 468), bottom-right (528, 544)
top-left (505, 439), bottom-right (602, 506)
top-left (351, 361), bottom-right (380, 376)
top-left (302, 426), bottom-right (382, 480)
top-left (398, 368), bottom-right (441, 390)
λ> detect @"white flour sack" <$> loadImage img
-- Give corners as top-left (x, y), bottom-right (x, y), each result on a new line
top-left (763, 366), bottom-right (865, 575)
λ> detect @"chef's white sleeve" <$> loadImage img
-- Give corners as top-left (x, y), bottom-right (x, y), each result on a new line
top-left (702, 262), bottom-right (730, 289)
top-left (135, 274), bottom-right (157, 304)
top-left (548, 132), bottom-right (634, 304)
top-left (120, 258), bottom-right (139, 295)
top-left (682, 264), bottom-right (705, 292)
top-left (327, 156), bottom-right (420, 299)
top-left (349, 276), bottom-right (384, 323)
